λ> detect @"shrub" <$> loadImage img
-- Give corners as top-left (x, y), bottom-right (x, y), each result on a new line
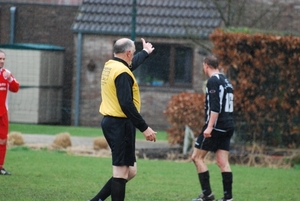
top-left (8, 131), bottom-right (24, 146)
top-left (52, 132), bottom-right (72, 148)
top-left (210, 28), bottom-right (300, 148)
top-left (93, 137), bottom-right (108, 150)
top-left (291, 154), bottom-right (300, 167)
top-left (164, 92), bottom-right (205, 145)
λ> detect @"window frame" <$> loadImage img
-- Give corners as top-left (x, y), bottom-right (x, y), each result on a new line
top-left (134, 42), bottom-right (194, 89)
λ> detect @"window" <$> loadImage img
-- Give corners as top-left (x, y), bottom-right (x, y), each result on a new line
top-left (134, 43), bottom-right (193, 87)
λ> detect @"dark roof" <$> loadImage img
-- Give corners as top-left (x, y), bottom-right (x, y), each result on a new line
top-left (72, 0), bottom-right (221, 38)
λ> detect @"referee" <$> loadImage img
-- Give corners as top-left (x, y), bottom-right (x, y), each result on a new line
top-left (191, 55), bottom-right (234, 201)
top-left (89, 38), bottom-right (156, 201)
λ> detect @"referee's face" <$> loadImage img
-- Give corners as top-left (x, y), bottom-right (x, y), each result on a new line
top-left (127, 47), bottom-right (136, 66)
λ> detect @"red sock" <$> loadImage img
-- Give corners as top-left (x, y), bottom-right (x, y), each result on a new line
top-left (0, 143), bottom-right (7, 168)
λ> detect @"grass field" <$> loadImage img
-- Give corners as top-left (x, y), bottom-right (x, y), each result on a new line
top-left (1, 147), bottom-right (300, 201)
top-left (5, 123), bottom-right (300, 200)
top-left (9, 123), bottom-right (168, 141)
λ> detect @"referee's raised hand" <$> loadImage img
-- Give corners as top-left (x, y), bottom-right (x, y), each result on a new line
top-left (141, 38), bottom-right (154, 54)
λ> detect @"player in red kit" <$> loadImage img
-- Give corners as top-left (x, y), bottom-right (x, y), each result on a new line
top-left (0, 49), bottom-right (20, 175)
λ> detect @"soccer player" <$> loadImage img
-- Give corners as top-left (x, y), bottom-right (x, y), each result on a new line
top-left (191, 55), bottom-right (234, 201)
top-left (0, 49), bottom-right (20, 175)
top-left (88, 38), bottom-right (156, 201)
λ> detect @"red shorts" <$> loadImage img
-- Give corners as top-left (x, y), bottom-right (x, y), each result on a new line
top-left (0, 113), bottom-right (8, 140)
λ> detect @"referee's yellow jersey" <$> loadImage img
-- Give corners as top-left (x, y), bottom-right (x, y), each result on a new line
top-left (99, 59), bottom-right (141, 117)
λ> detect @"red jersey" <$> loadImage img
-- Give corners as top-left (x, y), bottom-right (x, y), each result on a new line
top-left (0, 68), bottom-right (19, 116)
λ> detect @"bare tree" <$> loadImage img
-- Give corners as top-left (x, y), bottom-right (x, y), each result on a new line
top-left (190, 0), bottom-right (294, 53)
top-left (209, 0), bottom-right (288, 30)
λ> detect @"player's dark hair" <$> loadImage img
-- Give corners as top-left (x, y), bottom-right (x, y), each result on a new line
top-left (204, 55), bottom-right (218, 69)
top-left (114, 39), bottom-right (134, 54)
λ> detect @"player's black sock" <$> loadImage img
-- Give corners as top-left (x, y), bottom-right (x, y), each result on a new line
top-left (222, 172), bottom-right (233, 199)
top-left (90, 177), bottom-right (113, 201)
top-left (198, 171), bottom-right (212, 196)
top-left (111, 177), bottom-right (127, 201)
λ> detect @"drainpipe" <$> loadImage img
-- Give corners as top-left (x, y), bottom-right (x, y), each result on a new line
top-left (10, 6), bottom-right (17, 44)
top-left (74, 32), bottom-right (82, 126)
top-left (131, 0), bottom-right (136, 41)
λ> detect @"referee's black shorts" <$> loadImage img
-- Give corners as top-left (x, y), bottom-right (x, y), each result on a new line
top-left (195, 125), bottom-right (234, 152)
top-left (101, 116), bottom-right (136, 166)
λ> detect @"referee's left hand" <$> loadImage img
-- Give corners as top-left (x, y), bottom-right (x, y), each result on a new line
top-left (143, 127), bottom-right (157, 142)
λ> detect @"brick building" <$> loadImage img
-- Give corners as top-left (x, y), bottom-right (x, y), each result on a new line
top-left (71, 0), bottom-right (221, 129)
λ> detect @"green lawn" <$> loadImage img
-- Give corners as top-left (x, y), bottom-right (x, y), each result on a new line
top-left (9, 123), bottom-right (168, 141)
top-left (1, 147), bottom-right (300, 201)
top-left (6, 123), bottom-right (300, 200)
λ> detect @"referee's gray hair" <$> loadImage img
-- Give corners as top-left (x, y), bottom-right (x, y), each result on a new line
top-left (0, 49), bottom-right (5, 54)
top-left (114, 38), bottom-right (134, 54)
top-left (204, 54), bottom-right (219, 69)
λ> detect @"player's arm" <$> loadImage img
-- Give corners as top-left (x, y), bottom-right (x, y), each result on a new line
top-left (8, 78), bottom-right (19, 92)
top-left (204, 112), bottom-right (219, 138)
top-left (3, 70), bottom-right (19, 92)
top-left (204, 78), bottom-right (220, 137)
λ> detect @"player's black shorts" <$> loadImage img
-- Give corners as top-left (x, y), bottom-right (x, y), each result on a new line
top-left (195, 125), bottom-right (234, 152)
top-left (101, 116), bottom-right (136, 166)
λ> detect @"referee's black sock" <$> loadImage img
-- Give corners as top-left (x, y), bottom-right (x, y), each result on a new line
top-left (90, 177), bottom-right (112, 201)
top-left (198, 171), bottom-right (212, 196)
top-left (111, 177), bottom-right (127, 201)
top-left (222, 172), bottom-right (233, 199)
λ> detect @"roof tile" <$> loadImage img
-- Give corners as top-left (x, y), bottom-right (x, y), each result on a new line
top-left (72, 0), bottom-right (221, 38)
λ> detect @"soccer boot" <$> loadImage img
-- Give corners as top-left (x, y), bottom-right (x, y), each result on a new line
top-left (191, 193), bottom-right (215, 201)
top-left (0, 168), bottom-right (11, 175)
top-left (217, 198), bottom-right (233, 201)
